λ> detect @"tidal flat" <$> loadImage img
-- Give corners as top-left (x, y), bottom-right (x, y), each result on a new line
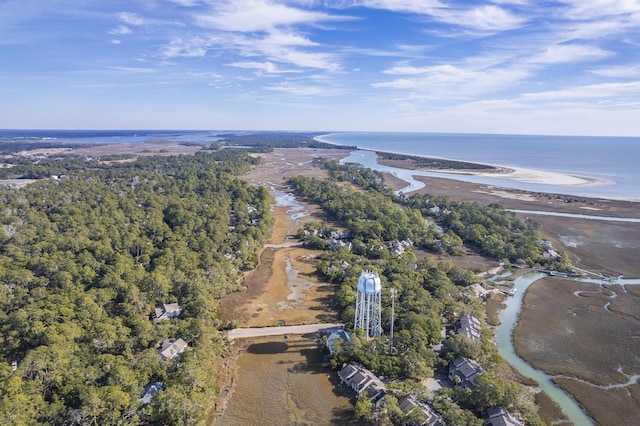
top-left (213, 150), bottom-right (353, 424)
top-left (214, 335), bottom-right (353, 425)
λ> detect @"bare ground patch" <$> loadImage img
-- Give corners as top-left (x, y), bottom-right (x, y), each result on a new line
top-left (243, 148), bottom-right (350, 191)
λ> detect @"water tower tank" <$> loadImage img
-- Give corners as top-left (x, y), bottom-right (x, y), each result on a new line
top-left (357, 271), bottom-right (382, 295)
top-left (354, 271), bottom-right (383, 340)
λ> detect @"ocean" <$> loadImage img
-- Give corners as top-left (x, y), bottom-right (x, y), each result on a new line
top-left (317, 132), bottom-right (640, 201)
top-left (1, 129), bottom-right (638, 201)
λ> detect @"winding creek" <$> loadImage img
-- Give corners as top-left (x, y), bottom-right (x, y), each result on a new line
top-left (495, 273), bottom-right (640, 425)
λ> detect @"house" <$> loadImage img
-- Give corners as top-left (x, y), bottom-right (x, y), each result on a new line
top-left (454, 315), bottom-right (482, 340)
top-left (389, 242), bottom-right (405, 255)
top-left (398, 394), bottom-right (446, 426)
top-left (448, 357), bottom-right (484, 389)
top-left (468, 284), bottom-right (488, 299)
top-left (338, 361), bottom-right (386, 401)
top-left (329, 239), bottom-right (352, 251)
top-left (428, 206), bottom-right (442, 216)
top-left (152, 303), bottom-right (183, 321)
top-left (483, 407), bottom-right (522, 426)
top-left (326, 329), bottom-right (350, 355)
top-left (388, 239), bottom-right (414, 256)
top-left (158, 338), bottom-right (188, 360)
top-left (139, 382), bottom-right (163, 404)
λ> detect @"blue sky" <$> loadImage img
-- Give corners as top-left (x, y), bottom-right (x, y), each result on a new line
top-left (1, 0), bottom-right (639, 136)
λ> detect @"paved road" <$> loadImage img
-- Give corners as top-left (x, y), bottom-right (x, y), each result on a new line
top-left (263, 242), bottom-right (303, 248)
top-left (227, 323), bottom-right (344, 339)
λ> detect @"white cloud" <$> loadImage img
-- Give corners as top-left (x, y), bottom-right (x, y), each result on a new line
top-left (230, 61), bottom-right (278, 73)
top-left (433, 5), bottom-right (526, 32)
top-left (383, 64), bottom-right (437, 75)
top-left (354, 0), bottom-right (445, 15)
top-left (108, 25), bottom-right (132, 36)
top-left (160, 30), bottom-right (341, 71)
top-left (228, 61), bottom-right (299, 74)
top-left (274, 48), bottom-right (340, 71)
top-left (528, 44), bottom-right (612, 64)
top-left (194, 0), bottom-right (344, 32)
top-left (188, 71), bottom-right (223, 79)
top-left (266, 82), bottom-right (327, 96)
top-left (161, 37), bottom-right (209, 57)
top-left (220, 32), bottom-right (340, 71)
top-left (355, 1), bottom-right (526, 33)
top-left (117, 12), bottom-right (146, 26)
top-left (521, 81), bottom-right (640, 101)
top-left (558, 13), bottom-right (640, 42)
top-left (109, 66), bottom-right (158, 73)
top-left (559, 0), bottom-right (640, 19)
top-left (262, 30), bottom-right (318, 47)
top-left (374, 63), bottom-right (531, 98)
top-left (167, 0), bottom-right (202, 6)
top-left (490, 0), bottom-right (531, 5)
top-left (169, 1), bottom-right (346, 72)
top-left (591, 64), bottom-right (640, 77)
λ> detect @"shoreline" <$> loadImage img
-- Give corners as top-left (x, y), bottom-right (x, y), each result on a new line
top-left (313, 134), bottom-right (620, 195)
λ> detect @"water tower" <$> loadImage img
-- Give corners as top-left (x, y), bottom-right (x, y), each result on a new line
top-left (354, 271), bottom-right (383, 340)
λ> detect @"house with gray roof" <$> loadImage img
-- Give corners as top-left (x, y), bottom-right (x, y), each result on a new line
top-left (152, 303), bottom-right (183, 321)
top-left (454, 315), bottom-right (482, 340)
top-left (398, 394), bottom-right (446, 426)
top-left (338, 361), bottom-right (386, 401)
top-left (448, 357), bottom-right (484, 390)
top-left (158, 338), bottom-right (188, 361)
top-left (139, 382), bottom-right (163, 404)
top-left (483, 407), bottom-right (522, 426)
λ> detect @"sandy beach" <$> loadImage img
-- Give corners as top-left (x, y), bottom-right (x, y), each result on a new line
top-left (446, 165), bottom-right (611, 187)
top-left (371, 150), bottom-right (612, 187)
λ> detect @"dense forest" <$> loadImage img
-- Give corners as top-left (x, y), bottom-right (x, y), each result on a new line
top-left (0, 150), bottom-right (272, 424)
top-left (378, 152), bottom-right (496, 171)
top-left (297, 159), bottom-right (569, 269)
top-left (289, 161), bottom-right (555, 425)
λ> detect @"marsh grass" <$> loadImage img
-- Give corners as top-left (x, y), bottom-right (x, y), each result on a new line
top-left (515, 278), bottom-right (640, 424)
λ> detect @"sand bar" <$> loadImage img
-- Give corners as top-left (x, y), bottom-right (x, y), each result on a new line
top-left (316, 135), bottom-right (613, 188)
top-left (444, 165), bottom-right (611, 187)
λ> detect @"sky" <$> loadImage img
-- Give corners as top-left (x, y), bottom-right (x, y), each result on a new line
top-left (1, 0), bottom-right (639, 136)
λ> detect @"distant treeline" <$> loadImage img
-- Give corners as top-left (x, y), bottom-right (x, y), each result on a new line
top-left (0, 142), bottom-right (93, 155)
top-left (218, 132), bottom-right (355, 150)
top-left (379, 152), bottom-right (496, 170)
